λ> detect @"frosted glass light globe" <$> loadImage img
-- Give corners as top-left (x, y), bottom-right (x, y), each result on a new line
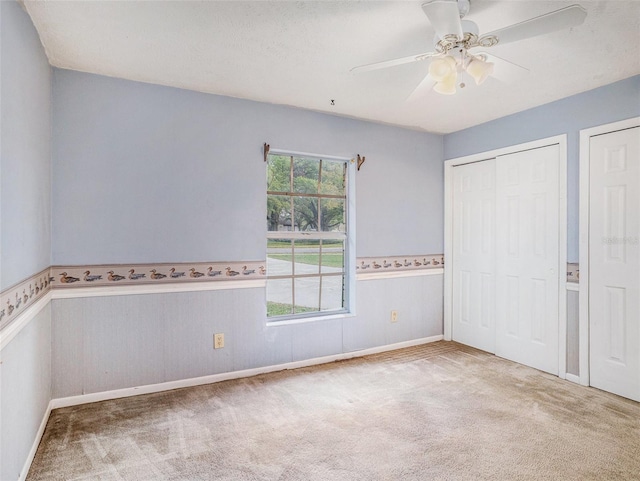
top-left (466, 57), bottom-right (494, 85)
top-left (434, 72), bottom-right (457, 95)
top-left (428, 56), bottom-right (456, 82)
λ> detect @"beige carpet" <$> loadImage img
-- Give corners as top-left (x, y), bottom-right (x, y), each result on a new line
top-left (28, 341), bottom-right (640, 480)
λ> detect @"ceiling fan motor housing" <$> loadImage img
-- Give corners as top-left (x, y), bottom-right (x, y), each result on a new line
top-left (433, 19), bottom-right (479, 46)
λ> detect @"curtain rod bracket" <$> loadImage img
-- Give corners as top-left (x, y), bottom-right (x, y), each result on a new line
top-left (357, 154), bottom-right (366, 171)
top-left (263, 143), bottom-right (270, 162)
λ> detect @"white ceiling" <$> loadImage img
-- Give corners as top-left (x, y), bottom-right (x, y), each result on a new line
top-left (22, 0), bottom-right (640, 134)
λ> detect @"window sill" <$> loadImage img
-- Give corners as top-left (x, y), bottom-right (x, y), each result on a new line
top-left (266, 311), bottom-right (355, 327)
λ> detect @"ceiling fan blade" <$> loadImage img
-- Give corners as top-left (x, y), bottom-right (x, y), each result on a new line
top-left (422, 0), bottom-right (463, 40)
top-left (351, 52), bottom-right (438, 73)
top-left (483, 4), bottom-right (587, 46)
top-left (476, 52), bottom-right (530, 83)
top-left (406, 73), bottom-right (436, 102)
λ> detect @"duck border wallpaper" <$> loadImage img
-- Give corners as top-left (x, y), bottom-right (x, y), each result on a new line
top-left (356, 255), bottom-right (444, 272)
top-left (53, 261), bottom-right (266, 287)
top-left (0, 267), bottom-right (53, 331)
top-left (0, 256), bottom-right (579, 332)
top-left (567, 263), bottom-right (579, 283)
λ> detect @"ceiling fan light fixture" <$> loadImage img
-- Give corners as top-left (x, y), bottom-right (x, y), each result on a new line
top-left (428, 55), bottom-right (457, 82)
top-left (352, 2), bottom-right (586, 98)
top-left (466, 56), bottom-right (494, 85)
top-left (433, 73), bottom-right (457, 95)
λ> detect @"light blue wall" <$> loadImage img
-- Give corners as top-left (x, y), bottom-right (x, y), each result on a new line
top-left (0, 305), bottom-right (52, 481)
top-left (0, 0), bottom-right (52, 290)
top-left (50, 68), bottom-right (445, 399)
top-left (444, 75), bottom-right (640, 262)
top-left (52, 69), bottom-right (444, 264)
top-left (566, 290), bottom-right (579, 377)
top-left (52, 275), bottom-right (443, 398)
top-left (0, 2), bottom-right (53, 480)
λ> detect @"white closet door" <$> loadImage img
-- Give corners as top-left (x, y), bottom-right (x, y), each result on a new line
top-left (589, 127), bottom-right (640, 401)
top-left (452, 159), bottom-right (496, 353)
top-left (495, 145), bottom-right (560, 375)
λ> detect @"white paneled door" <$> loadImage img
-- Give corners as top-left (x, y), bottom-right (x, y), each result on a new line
top-left (452, 159), bottom-right (496, 353)
top-left (589, 127), bottom-right (640, 401)
top-left (452, 145), bottom-right (560, 375)
top-left (495, 145), bottom-right (560, 375)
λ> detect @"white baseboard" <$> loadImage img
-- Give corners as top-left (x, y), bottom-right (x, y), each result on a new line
top-left (50, 335), bottom-right (444, 410)
top-left (565, 373), bottom-right (581, 384)
top-left (17, 335), bottom-right (444, 480)
top-left (19, 400), bottom-right (53, 481)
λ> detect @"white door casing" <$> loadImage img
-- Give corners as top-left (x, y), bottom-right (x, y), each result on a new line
top-left (588, 126), bottom-right (640, 401)
top-left (495, 145), bottom-right (560, 375)
top-left (452, 159), bottom-right (496, 353)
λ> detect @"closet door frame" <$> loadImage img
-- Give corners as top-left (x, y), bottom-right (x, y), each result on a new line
top-left (579, 117), bottom-right (640, 387)
top-left (444, 135), bottom-right (568, 379)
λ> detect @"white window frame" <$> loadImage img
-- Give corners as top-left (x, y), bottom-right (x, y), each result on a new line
top-left (265, 148), bottom-right (356, 324)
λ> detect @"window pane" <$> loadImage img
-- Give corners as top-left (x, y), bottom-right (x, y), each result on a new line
top-left (319, 198), bottom-right (345, 232)
top-left (294, 277), bottom-right (320, 313)
top-left (320, 241), bottom-right (344, 273)
top-left (267, 195), bottom-right (292, 232)
top-left (321, 275), bottom-right (344, 311)
top-left (319, 160), bottom-right (345, 195)
top-left (293, 157), bottom-right (319, 194)
top-left (266, 153), bottom-right (349, 320)
top-left (267, 278), bottom-right (293, 317)
top-left (293, 197), bottom-right (318, 232)
top-left (293, 239), bottom-right (320, 275)
top-left (267, 155), bottom-right (291, 193)
top-left (267, 239), bottom-right (293, 276)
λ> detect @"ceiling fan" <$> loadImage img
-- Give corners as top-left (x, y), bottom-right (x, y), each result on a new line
top-left (351, 0), bottom-right (587, 96)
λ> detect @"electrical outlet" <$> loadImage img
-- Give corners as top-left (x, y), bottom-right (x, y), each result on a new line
top-left (214, 333), bottom-right (224, 349)
top-left (391, 310), bottom-right (398, 322)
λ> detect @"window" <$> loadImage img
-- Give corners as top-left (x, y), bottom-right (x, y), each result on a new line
top-left (266, 152), bottom-right (351, 320)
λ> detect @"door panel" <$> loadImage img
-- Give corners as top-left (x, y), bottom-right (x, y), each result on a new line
top-left (451, 145), bottom-right (560, 375)
top-left (589, 126), bottom-right (640, 401)
top-left (495, 145), bottom-right (560, 375)
top-left (452, 160), bottom-right (496, 353)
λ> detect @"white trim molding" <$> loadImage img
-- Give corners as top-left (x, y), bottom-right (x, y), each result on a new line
top-left (51, 279), bottom-right (266, 299)
top-left (267, 147), bottom-right (352, 163)
top-left (0, 291), bottom-right (52, 351)
top-left (565, 373), bottom-right (581, 385)
top-left (566, 283), bottom-right (579, 292)
top-left (558, 137), bottom-right (569, 379)
top-left (357, 268), bottom-right (443, 281)
top-left (444, 135), bottom-right (569, 379)
top-left (19, 401), bottom-right (53, 481)
top-left (579, 116), bottom-right (640, 387)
